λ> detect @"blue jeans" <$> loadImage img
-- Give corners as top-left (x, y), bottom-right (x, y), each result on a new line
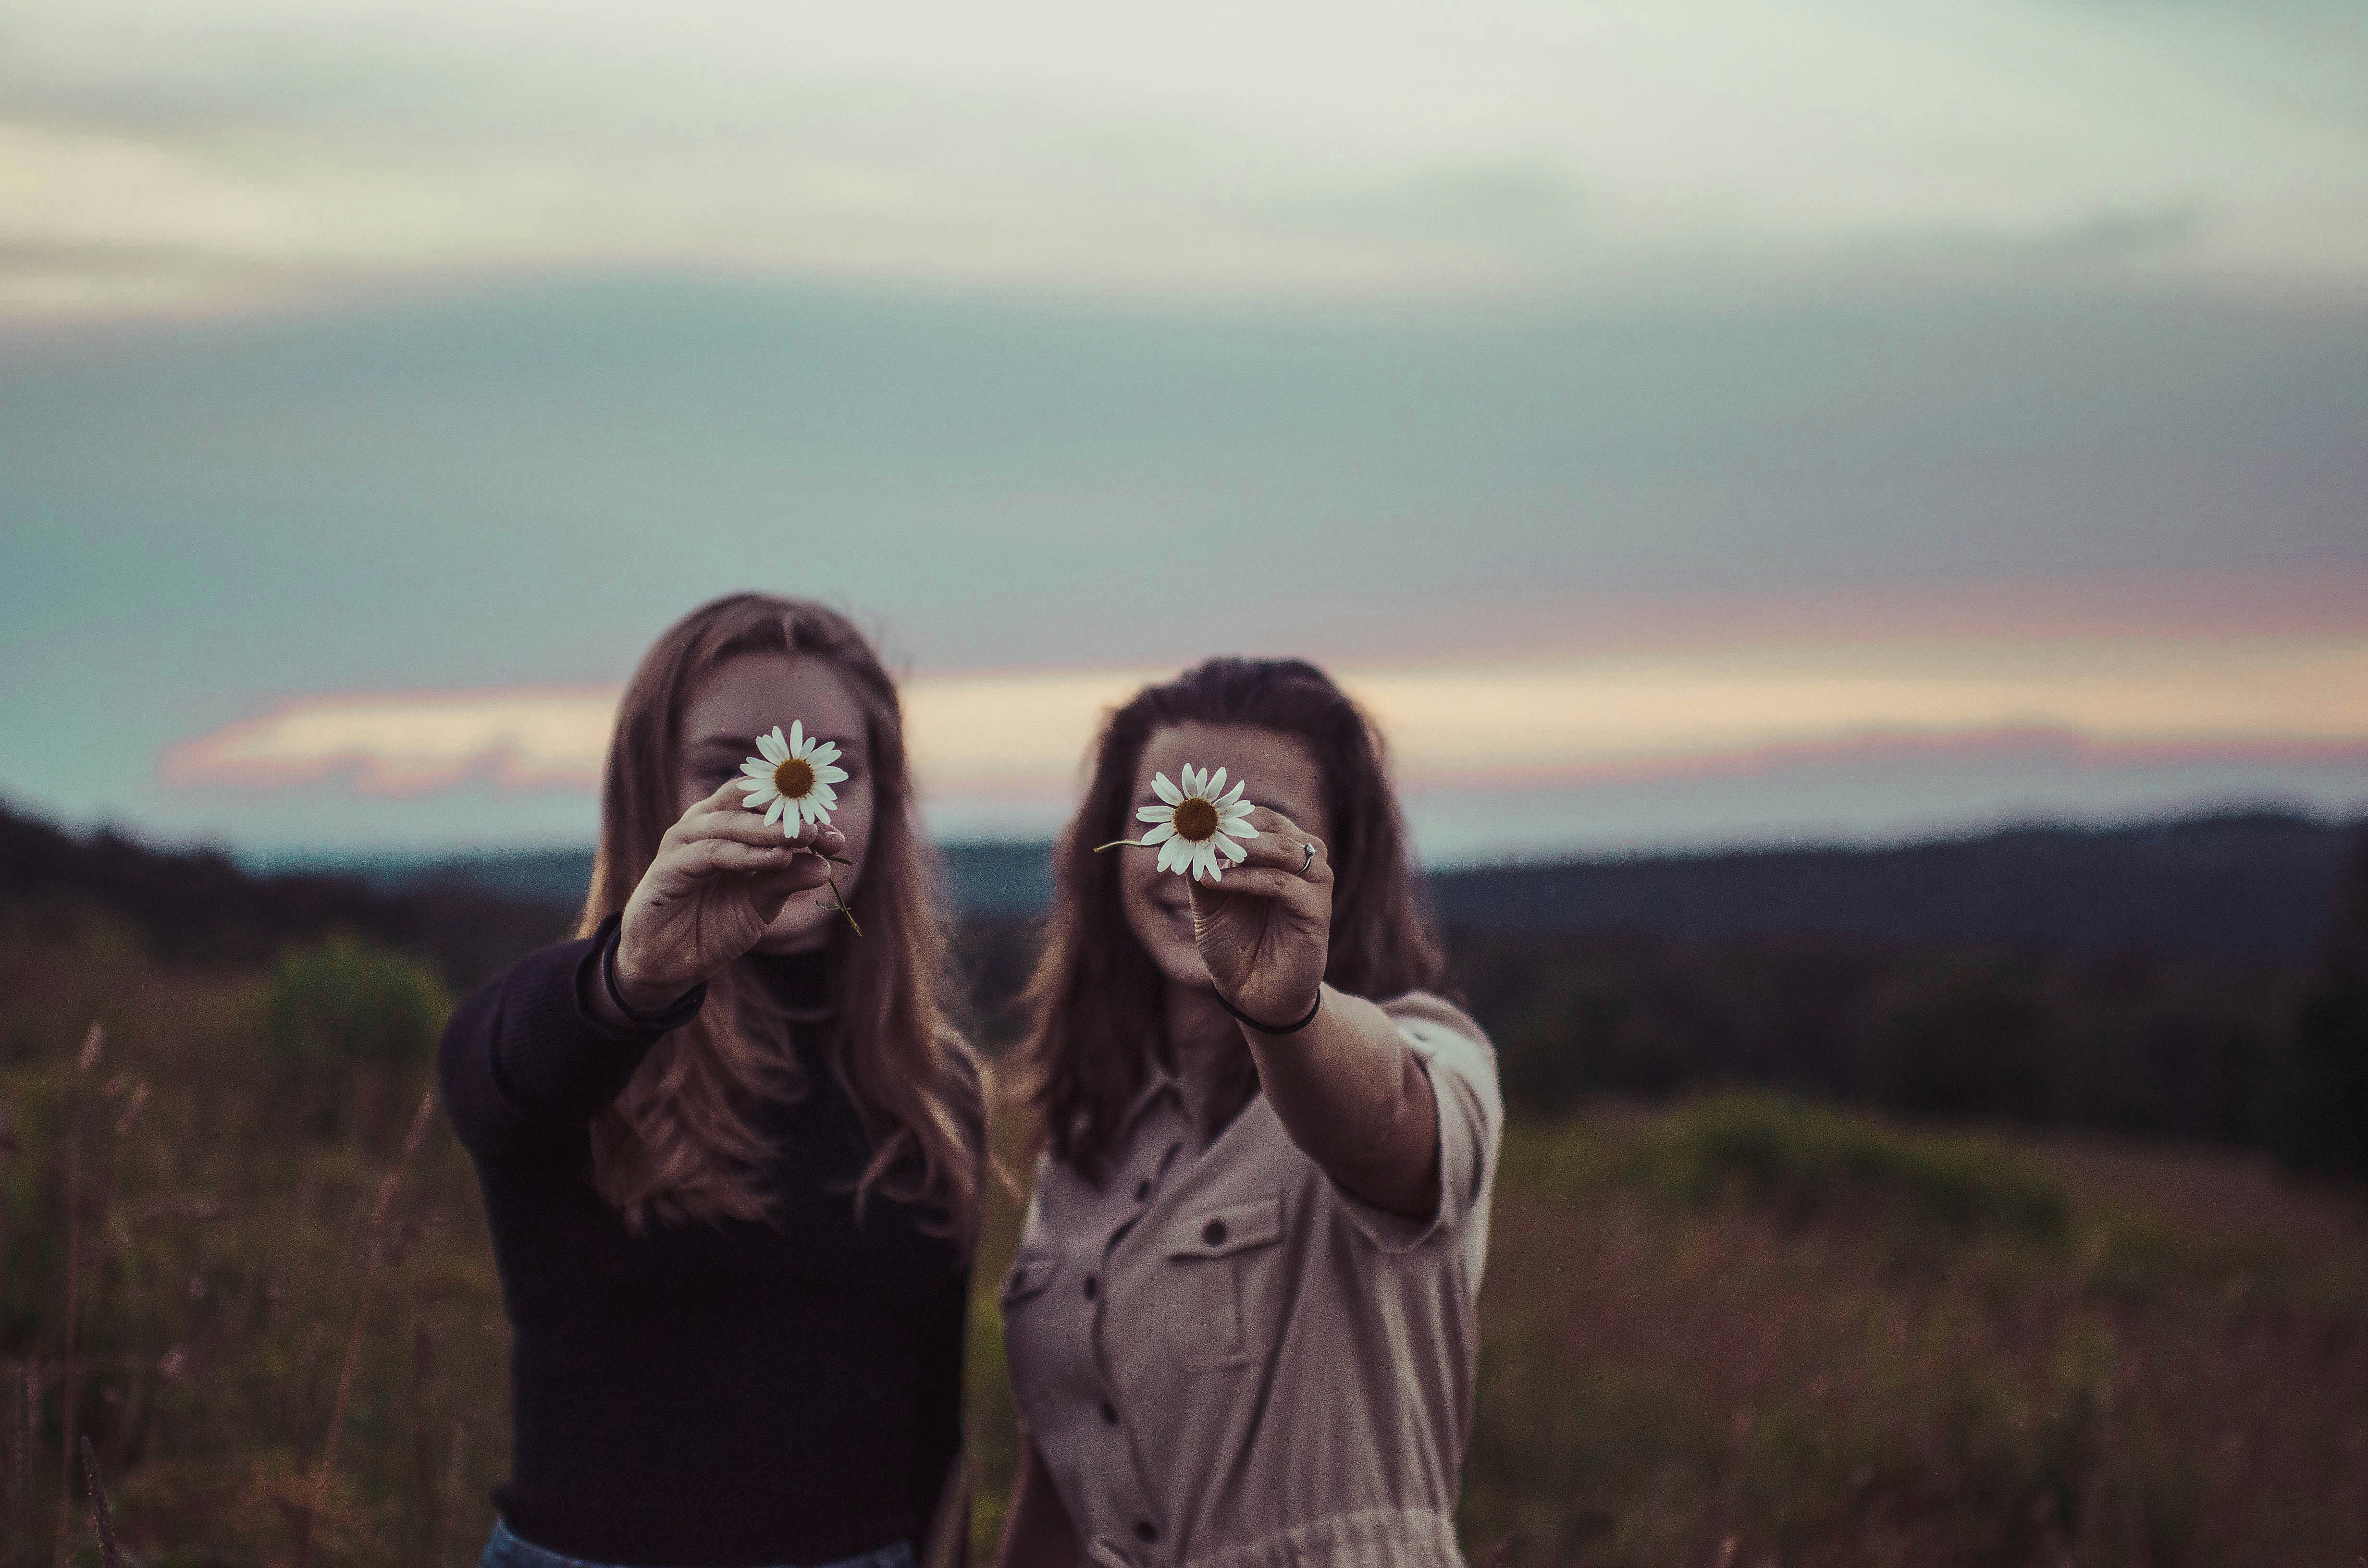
top-left (480, 1517), bottom-right (916, 1568)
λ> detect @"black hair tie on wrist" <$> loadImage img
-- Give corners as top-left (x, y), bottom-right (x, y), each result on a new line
top-left (1213, 984), bottom-right (1323, 1036)
top-left (600, 922), bottom-right (706, 1032)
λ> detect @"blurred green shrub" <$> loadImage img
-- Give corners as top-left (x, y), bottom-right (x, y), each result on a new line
top-left (262, 935), bottom-right (451, 1140)
top-left (1630, 1092), bottom-right (2069, 1242)
top-left (264, 935), bottom-right (451, 1077)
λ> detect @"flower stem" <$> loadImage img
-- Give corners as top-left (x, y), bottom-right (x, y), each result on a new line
top-left (820, 867), bottom-right (863, 936)
top-left (1093, 838), bottom-right (1152, 853)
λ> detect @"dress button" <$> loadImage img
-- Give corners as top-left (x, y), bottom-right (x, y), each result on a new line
top-left (1083, 1275), bottom-right (1098, 1301)
top-left (1202, 1218), bottom-right (1228, 1247)
top-left (1134, 1521), bottom-right (1160, 1544)
top-left (1135, 1180), bottom-right (1151, 1202)
top-left (1100, 1400), bottom-right (1119, 1425)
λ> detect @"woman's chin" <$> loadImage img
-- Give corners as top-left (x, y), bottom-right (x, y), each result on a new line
top-left (752, 907), bottom-right (836, 954)
top-left (1149, 943), bottom-right (1213, 991)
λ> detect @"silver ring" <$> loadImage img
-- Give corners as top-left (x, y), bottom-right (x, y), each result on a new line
top-left (1297, 841), bottom-right (1317, 875)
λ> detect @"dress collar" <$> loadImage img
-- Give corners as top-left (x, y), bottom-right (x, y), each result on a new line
top-left (1119, 1052), bottom-right (1184, 1136)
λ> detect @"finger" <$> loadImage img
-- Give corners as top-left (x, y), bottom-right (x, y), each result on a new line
top-left (671, 837), bottom-right (814, 882)
top-left (676, 808), bottom-right (825, 851)
top-left (1186, 864), bottom-right (1322, 906)
top-left (690, 778), bottom-right (761, 818)
top-left (747, 848), bottom-right (837, 900)
top-left (667, 782), bottom-right (761, 843)
top-left (1234, 806), bottom-right (1324, 858)
top-left (1228, 821), bottom-right (1328, 878)
top-left (1237, 804), bottom-right (1295, 840)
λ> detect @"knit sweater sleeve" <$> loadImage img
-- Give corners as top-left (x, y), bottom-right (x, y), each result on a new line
top-left (436, 912), bottom-right (704, 1164)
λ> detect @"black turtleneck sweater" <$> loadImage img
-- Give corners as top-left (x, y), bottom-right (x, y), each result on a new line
top-left (437, 915), bottom-right (969, 1567)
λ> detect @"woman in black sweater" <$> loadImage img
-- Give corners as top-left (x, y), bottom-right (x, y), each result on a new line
top-left (439, 594), bottom-right (986, 1568)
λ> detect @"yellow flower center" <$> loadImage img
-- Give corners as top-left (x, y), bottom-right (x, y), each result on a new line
top-left (1172, 796), bottom-right (1220, 842)
top-left (774, 757), bottom-right (815, 798)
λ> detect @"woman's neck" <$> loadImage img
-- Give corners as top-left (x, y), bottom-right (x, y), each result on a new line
top-left (1164, 982), bottom-right (1246, 1138)
top-left (745, 944), bottom-right (833, 1021)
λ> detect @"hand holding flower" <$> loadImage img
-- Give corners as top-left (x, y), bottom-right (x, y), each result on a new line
top-left (1184, 803), bottom-right (1334, 1030)
top-left (1099, 764), bottom-right (1332, 1029)
top-left (735, 722), bottom-right (861, 934)
top-left (612, 780), bottom-right (849, 1011)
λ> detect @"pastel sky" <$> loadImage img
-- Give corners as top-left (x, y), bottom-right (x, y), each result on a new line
top-left (4, 0), bottom-right (2365, 863)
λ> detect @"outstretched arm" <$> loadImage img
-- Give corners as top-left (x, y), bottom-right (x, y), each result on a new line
top-left (1186, 807), bottom-right (1441, 1219)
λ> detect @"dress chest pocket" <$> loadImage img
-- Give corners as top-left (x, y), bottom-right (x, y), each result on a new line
top-left (1000, 1250), bottom-right (1063, 1310)
top-left (1158, 1195), bottom-right (1285, 1371)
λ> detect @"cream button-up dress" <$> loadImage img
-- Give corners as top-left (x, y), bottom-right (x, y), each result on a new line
top-left (1000, 994), bottom-right (1502, 1568)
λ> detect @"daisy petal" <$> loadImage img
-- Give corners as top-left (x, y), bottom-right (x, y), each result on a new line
top-left (1218, 780), bottom-right (1247, 807)
top-left (1153, 772), bottom-right (1183, 805)
top-left (764, 797), bottom-right (785, 825)
top-left (1138, 823), bottom-right (1175, 845)
top-left (741, 760), bottom-right (773, 779)
top-left (810, 742), bottom-right (840, 764)
top-left (1137, 804), bottom-right (1176, 824)
top-left (1218, 833), bottom-right (1248, 862)
top-left (1208, 768), bottom-right (1226, 798)
top-left (815, 764), bottom-right (848, 784)
top-left (789, 720), bottom-right (807, 753)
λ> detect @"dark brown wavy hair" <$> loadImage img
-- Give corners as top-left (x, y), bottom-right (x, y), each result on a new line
top-left (1020, 657), bottom-right (1444, 1176)
top-left (577, 594), bottom-right (984, 1244)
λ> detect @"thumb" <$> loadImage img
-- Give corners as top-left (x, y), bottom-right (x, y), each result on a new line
top-left (749, 846), bottom-right (831, 921)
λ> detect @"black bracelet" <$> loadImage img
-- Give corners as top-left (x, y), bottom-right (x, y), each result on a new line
top-left (1213, 984), bottom-right (1324, 1036)
top-left (600, 923), bottom-right (706, 1031)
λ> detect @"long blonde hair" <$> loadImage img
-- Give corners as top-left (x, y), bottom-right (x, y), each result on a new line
top-left (577, 594), bottom-right (983, 1244)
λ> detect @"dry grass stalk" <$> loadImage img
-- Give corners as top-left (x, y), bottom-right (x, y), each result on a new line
top-left (54, 1022), bottom-right (102, 1568)
top-left (293, 1083), bottom-right (437, 1568)
top-left (111, 1082), bottom-right (149, 1139)
top-left (79, 1437), bottom-right (123, 1568)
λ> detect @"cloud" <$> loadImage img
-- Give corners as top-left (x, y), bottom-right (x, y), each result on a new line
top-left (4, 0), bottom-right (2365, 319)
top-left (159, 686), bottom-right (622, 796)
top-left (159, 636), bottom-right (2368, 808)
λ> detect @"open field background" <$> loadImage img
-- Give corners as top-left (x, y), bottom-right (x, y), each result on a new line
top-left (4, 814), bottom-right (2366, 1566)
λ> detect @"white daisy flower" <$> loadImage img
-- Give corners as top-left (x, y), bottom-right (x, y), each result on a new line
top-left (1112, 764), bottom-right (1259, 883)
top-left (738, 721), bottom-right (848, 832)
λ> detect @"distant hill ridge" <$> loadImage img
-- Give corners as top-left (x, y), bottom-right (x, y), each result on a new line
top-left (1429, 811), bottom-right (2356, 956)
top-left (0, 801), bottom-right (576, 987)
top-left (249, 809), bottom-right (2361, 958)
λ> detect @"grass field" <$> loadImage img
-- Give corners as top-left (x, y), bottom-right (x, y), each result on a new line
top-left (5, 919), bottom-right (2366, 1566)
